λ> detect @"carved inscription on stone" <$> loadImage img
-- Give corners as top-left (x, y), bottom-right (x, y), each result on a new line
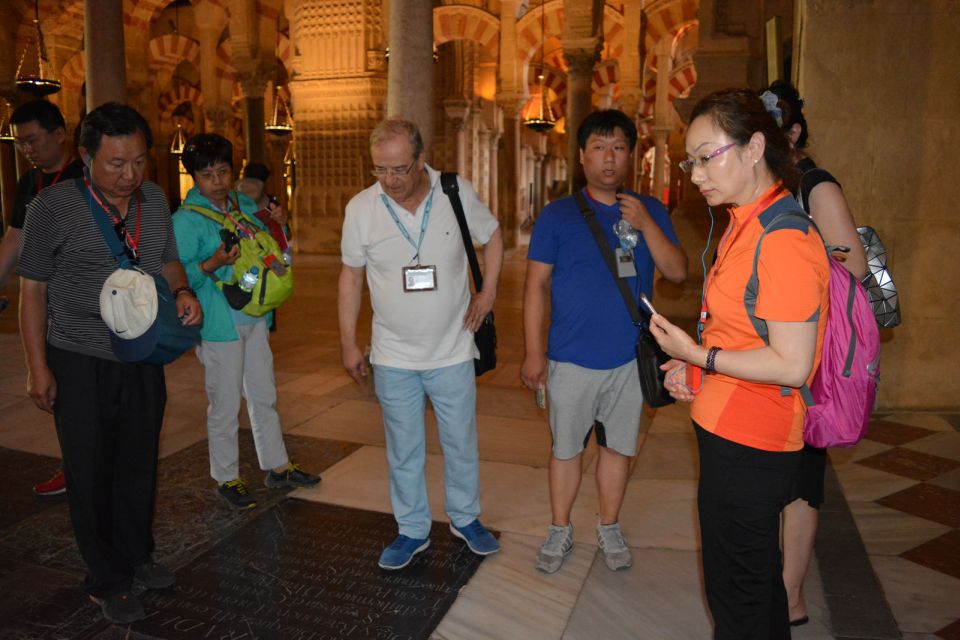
top-left (138, 501), bottom-right (488, 639)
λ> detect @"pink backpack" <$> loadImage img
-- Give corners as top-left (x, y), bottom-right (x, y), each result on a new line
top-left (746, 206), bottom-right (881, 448)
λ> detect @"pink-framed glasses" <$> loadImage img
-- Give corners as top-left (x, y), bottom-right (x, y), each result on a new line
top-left (679, 142), bottom-right (738, 173)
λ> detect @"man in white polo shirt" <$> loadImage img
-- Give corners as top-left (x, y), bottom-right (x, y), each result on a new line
top-left (338, 118), bottom-right (503, 570)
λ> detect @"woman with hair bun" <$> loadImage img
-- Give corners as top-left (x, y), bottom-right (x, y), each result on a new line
top-left (765, 80), bottom-right (868, 627)
top-left (649, 88), bottom-right (830, 639)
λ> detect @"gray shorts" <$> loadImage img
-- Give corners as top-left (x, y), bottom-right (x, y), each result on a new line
top-left (547, 359), bottom-right (644, 459)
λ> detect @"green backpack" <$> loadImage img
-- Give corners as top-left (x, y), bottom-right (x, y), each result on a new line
top-left (183, 199), bottom-right (294, 316)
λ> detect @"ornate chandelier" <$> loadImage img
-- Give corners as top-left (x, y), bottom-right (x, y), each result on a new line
top-left (16, 0), bottom-right (61, 96)
top-left (265, 16), bottom-right (293, 136)
top-left (523, 2), bottom-right (556, 133)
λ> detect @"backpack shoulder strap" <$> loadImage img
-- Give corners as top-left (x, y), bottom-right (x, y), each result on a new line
top-left (573, 190), bottom-right (642, 326)
top-left (744, 206), bottom-right (818, 404)
top-left (181, 203), bottom-right (227, 226)
top-left (441, 172), bottom-right (484, 292)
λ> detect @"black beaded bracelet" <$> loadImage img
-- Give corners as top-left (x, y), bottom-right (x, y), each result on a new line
top-left (172, 286), bottom-right (196, 299)
top-left (705, 346), bottom-right (722, 373)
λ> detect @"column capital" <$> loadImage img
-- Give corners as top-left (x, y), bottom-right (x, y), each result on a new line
top-left (497, 94), bottom-right (524, 119)
top-left (204, 105), bottom-right (232, 133)
top-left (193, 0), bottom-right (228, 32)
top-left (239, 67), bottom-right (272, 99)
top-left (443, 98), bottom-right (471, 124)
top-left (562, 37), bottom-right (602, 76)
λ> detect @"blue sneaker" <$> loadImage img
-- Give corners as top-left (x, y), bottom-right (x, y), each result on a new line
top-left (450, 519), bottom-right (500, 556)
top-left (378, 535), bottom-right (430, 570)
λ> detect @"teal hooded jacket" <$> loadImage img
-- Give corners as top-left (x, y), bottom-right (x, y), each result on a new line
top-left (172, 186), bottom-right (273, 342)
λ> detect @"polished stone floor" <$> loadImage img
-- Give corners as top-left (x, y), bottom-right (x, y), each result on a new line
top-left (0, 250), bottom-right (957, 639)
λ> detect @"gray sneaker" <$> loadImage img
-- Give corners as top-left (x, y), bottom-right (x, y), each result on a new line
top-left (597, 522), bottom-right (632, 571)
top-left (536, 523), bottom-right (573, 574)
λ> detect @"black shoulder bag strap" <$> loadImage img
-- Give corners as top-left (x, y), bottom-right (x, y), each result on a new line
top-left (440, 172), bottom-right (483, 293)
top-left (572, 190), bottom-right (640, 325)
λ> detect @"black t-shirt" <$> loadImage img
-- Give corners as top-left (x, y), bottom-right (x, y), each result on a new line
top-left (10, 158), bottom-right (85, 230)
top-left (797, 157), bottom-right (841, 214)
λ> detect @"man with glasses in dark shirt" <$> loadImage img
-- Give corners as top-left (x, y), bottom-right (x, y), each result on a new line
top-left (0, 100), bottom-right (84, 497)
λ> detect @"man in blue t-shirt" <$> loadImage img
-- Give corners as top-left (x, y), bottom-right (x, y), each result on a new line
top-left (522, 109), bottom-right (687, 574)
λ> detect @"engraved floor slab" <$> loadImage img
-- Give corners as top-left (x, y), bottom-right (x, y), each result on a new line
top-left (0, 446), bottom-right (66, 530)
top-left (136, 500), bottom-right (489, 640)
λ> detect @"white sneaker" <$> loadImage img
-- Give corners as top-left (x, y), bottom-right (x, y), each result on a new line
top-left (597, 522), bottom-right (632, 571)
top-left (536, 523), bottom-right (574, 574)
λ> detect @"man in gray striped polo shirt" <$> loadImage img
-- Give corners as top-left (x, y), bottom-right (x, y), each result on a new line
top-left (17, 103), bottom-right (201, 625)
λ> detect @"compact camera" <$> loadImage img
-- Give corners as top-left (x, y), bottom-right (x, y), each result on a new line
top-left (219, 228), bottom-right (239, 253)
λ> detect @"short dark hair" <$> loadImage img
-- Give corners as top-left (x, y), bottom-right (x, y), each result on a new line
top-left (10, 100), bottom-right (65, 133)
top-left (181, 133), bottom-right (233, 177)
top-left (765, 80), bottom-right (809, 149)
top-left (242, 161), bottom-right (270, 182)
top-left (576, 110), bottom-right (638, 151)
top-left (689, 88), bottom-right (798, 192)
top-left (79, 102), bottom-right (153, 156)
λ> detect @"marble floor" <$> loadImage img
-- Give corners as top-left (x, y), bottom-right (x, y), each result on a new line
top-left (0, 250), bottom-right (957, 639)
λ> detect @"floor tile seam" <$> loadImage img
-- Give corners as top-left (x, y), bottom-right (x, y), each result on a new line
top-left (819, 462), bottom-right (902, 638)
top-left (558, 548), bottom-right (601, 640)
top-left (283, 399), bottom-right (354, 430)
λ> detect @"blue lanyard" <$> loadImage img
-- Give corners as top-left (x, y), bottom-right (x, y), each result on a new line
top-left (380, 185), bottom-right (435, 263)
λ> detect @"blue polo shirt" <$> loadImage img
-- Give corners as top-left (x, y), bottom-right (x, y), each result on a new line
top-left (527, 189), bottom-right (679, 370)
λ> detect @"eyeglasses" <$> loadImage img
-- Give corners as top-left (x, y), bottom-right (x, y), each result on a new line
top-left (14, 135), bottom-right (45, 151)
top-left (679, 142), bottom-right (737, 173)
top-left (371, 158), bottom-right (418, 178)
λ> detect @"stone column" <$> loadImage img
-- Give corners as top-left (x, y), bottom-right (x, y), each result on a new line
top-left (387, 0), bottom-right (433, 154)
top-left (651, 38), bottom-right (673, 203)
top-left (240, 73), bottom-right (269, 164)
top-left (444, 100), bottom-right (470, 176)
top-left (497, 99), bottom-right (522, 249)
top-left (477, 124), bottom-right (493, 207)
top-left (651, 126), bottom-right (670, 204)
top-left (84, 0), bottom-right (127, 109)
top-left (0, 136), bottom-right (15, 230)
top-left (194, 1), bottom-right (229, 134)
top-left (562, 49), bottom-right (599, 193)
top-left (488, 127), bottom-right (500, 218)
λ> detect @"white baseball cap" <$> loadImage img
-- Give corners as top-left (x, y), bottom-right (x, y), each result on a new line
top-left (99, 268), bottom-right (158, 339)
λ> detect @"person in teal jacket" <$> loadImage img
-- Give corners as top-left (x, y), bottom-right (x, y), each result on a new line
top-left (173, 134), bottom-right (319, 510)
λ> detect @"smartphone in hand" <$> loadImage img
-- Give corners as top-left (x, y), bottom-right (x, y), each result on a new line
top-left (639, 292), bottom-right (656, 316)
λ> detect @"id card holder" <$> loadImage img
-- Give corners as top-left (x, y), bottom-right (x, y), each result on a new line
top-left (403, 265), bottom-right (437, 292)
top-left (616, 248), bottom-right (637, 278)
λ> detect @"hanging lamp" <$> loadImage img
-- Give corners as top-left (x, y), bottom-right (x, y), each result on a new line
top-left (265, 16), bottom-right (293, 136)
top-left (0, 121), bottom-right (15, 144)
top-left (16, 0), bottom-right (61, 96)
top-left (0, 103), bottom-right (14, 143)
top-left (523, 1), bottom-right (556, 133)
top-left (168, 4), bottom-right (187, 156)
top-left (170, 123), bottom-right (186, 156)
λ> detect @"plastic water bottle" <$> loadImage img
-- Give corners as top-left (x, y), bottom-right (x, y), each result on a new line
top-left (239, 266), bottom-right (259, 292)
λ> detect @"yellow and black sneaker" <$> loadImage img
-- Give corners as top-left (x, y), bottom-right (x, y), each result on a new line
top-left (265, 463), bottom-right (321, 489)
top-left (216, 479), bottom-right (257, 510)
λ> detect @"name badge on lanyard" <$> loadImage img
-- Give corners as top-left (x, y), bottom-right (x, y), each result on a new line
top-left (403, 265), bottom-right (437, 291)
top-left (381, 187), bottom-right (439, 293)
top-left (615, 247), bottom-right (637, 278)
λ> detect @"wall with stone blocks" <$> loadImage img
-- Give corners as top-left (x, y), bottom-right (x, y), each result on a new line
top-left (799, 0), bottom-right (960, 409)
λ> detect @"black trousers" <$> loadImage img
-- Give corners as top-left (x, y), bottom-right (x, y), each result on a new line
top-left (47, 344), bottom-right (166, 597)
top-left (695, 422), bottom-right (802, 640)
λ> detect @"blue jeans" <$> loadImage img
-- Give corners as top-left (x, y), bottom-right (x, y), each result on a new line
top-left (374, 360), bottom-right (480, 538)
